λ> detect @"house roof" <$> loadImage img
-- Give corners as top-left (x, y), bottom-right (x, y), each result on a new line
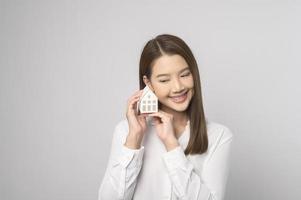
top-left (140, 85), bottom-right (158, 101)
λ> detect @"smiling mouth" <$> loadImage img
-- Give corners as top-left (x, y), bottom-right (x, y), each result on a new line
top-left (169, 91), bottom-right (188, 98)
top-left (169, 91), bottom-right (188, 103)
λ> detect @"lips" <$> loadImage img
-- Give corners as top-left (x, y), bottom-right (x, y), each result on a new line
top-left (170, 91), bottom-right (188, 98)
top-left (170, 91), bottom-right (188, 103)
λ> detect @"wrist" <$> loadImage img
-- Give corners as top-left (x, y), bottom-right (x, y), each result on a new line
top-left (163, 137), bottom-right (179, 151)
top-left (125, 132), bottom-right (143, 149)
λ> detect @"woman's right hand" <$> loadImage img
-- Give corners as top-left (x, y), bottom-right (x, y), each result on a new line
top-left (125, 90), bottom-right (149, 148)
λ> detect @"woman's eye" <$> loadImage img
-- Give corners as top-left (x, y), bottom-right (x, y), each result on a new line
top-left (181, 72), bottom-right (190, 77)
top-left (159, 80), bottom-right (169, 83)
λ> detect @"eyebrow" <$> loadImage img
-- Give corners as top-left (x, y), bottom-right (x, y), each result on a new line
top-left (155, 67), bottom-right (190, 78)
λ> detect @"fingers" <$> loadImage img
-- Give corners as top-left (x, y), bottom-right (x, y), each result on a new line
top-left (148, 110), bottom-right (173, 122)
top-left (126, 90), bottom-right (144, 114)
top-left (127, 96), bottom-right (140, 111)
top-left (127, 90), bottom-right (143, 104)
top-left (148, 110), bottom-right (172, 118)
top-left (134, 89), bottom-right (144, 96)
top-left (150, 115), bottom-right (161, 125)
top-left (158, 110), bottom-right (173, 118)
top-left (148, 112), bottom-right (164, 118)
top-left (137, 114), bottom-right (147, 123)
top-left (138, 113), bottom-right (149, 117)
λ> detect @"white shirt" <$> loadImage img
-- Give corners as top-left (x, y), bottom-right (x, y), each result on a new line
top-left (98, 117), bottom-right (233, 200)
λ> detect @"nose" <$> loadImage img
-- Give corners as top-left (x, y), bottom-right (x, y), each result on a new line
top-left (171, 78), bottom-right (185, 93)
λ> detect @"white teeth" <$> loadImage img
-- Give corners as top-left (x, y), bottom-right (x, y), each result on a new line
top-left (171, 92), bottom-right (187, 98)
top-left (171, 92), bottom-right (187, 102)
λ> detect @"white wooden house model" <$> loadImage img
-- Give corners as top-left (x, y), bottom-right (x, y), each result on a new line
top-left (137, 85), bottom-right (158, 114)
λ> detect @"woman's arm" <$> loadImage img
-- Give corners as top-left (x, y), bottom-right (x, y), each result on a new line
top-left (162, 127), bottom-right (233, 200)
top-left (98, 121), bottom-right (144, 200)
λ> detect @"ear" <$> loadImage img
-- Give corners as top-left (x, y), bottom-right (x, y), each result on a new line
top-left (143, 75), bottom-right (155, 92)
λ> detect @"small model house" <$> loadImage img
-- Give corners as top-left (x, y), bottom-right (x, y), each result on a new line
top-left (137, 85), bottom-right (158, 114)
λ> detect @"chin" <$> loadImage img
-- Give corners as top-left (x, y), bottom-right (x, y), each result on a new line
top-left (170, 102), bottom-right (190, 112)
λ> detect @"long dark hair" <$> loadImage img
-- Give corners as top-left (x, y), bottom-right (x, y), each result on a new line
top-left (138, 34), bottom-right (208, 155)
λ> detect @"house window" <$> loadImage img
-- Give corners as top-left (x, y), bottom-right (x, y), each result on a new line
top-left (152, 105), bottom-right (156, 111)
top-left (147, 105), bottom-right (151, 111)
top-left (142, 105), bottom-right (146, 111)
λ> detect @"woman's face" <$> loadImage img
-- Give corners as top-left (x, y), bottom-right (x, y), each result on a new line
top-left (143, 54), bottom-right (194, 113)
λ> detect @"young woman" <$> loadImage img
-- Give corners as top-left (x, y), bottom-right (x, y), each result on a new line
top-left (98, 34), bottom-right (233, 200)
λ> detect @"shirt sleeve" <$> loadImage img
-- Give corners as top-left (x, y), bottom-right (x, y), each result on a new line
top-left (162, 127), bottom-right (233, 200)
top-left (98, 121), bottom-right (145, 200)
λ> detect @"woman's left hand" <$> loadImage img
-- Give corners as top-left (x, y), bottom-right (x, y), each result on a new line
top-left (148, 110), bottom-right (179, 151)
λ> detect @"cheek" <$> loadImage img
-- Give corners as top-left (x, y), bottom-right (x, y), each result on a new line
top-left (156, 90), bottom-right (169, 98)
top-left (152, 84), bottom-right (168, 97)
top-left (184, 77), bottom-right (194, 88)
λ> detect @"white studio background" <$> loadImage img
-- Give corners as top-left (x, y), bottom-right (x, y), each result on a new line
top-left (1, 0), bottom-right (300, 199)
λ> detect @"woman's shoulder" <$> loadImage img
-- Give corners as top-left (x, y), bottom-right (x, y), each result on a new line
top-left (206, 120), bottom-right (234, 145)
